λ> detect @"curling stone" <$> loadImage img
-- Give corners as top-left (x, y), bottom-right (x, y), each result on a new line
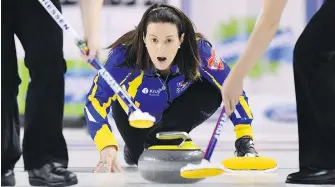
top-left (138, 131), bottom-right (205, 184)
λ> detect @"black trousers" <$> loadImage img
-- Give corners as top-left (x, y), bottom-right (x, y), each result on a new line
top-left (293, 0), bottom-right (335, 170)
top-left (112, 79), bottom-right (222, 165)
top-left (1, 0), bottom-right (68, 171)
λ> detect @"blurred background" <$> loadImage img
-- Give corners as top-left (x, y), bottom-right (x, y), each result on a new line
top-left (14, 0), bottom-right (324, 129)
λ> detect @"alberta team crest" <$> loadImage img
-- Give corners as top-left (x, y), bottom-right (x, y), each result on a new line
top-left (207, 49), bottom-right (224, 70)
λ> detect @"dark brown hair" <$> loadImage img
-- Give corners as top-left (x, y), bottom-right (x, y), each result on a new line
top-left (107, 3), bottom-right (209, 81)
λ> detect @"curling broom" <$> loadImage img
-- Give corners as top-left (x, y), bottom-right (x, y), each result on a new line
top-left (38, 0), bottom-right (155, 128)
top-left (180, 107), bottom-right (228, 178)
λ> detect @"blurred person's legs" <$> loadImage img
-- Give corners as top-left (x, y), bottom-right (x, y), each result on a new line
top-left (16, 0), bottom-right (68, 169)
top-left (1, 1), bottom-right (22, 186)
top-left (286, 0), bottom-right (335, 184)
top-left (9, 0), bottom-right (77, 186)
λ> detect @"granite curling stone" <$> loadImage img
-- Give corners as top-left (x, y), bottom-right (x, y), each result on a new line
top-left (138, 131), bottom-right (205, 184)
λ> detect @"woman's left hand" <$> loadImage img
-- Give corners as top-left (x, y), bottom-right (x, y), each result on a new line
top-left (221, 73), bottom-right (244, 116)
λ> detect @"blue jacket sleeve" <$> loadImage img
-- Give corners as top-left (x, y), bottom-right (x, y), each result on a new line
top-left (198, 39), bottom-right (254, 126)
top-left (84, 45), bottom-right (131, 151)
top-left (198, 39), bottom-right (231, 90)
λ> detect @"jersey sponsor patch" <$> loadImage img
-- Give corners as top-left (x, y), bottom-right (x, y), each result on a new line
top-left (207, 49), bottom-right (224, 70)
top-left (176, 81), bottom-right (190, 94)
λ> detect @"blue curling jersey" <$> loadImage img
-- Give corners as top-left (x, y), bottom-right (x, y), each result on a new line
top-left (84, 39), bottom-right (253, 150)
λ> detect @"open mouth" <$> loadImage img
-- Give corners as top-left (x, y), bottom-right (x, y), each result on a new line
top-left (157, 57), bottom-right (167, 62)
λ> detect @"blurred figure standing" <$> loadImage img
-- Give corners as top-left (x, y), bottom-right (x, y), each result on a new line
top-left (1, 0), bottom-right (103, 186)
top-left (220, 0), bottom-right (335, 184)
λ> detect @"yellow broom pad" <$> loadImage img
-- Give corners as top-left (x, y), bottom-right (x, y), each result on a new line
top-left (222, 156), bottom-right (277, 171)
top-left (180, 159), bottom-right (224, 179)
top-left (181, 168), bottom-right (223, 179)
top-left (129, 120), bottom-right (154, 128)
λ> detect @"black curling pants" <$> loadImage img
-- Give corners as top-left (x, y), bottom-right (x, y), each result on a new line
top-left (1, 0), bottom-right (68, 171)
top-left (293, 0), bottom-right (335, 170)
top-left (112, 79), bottom-right (222, 165)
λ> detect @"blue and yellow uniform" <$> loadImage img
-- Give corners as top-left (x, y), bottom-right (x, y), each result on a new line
top-left (84, 39), bottom-right (254, 151)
